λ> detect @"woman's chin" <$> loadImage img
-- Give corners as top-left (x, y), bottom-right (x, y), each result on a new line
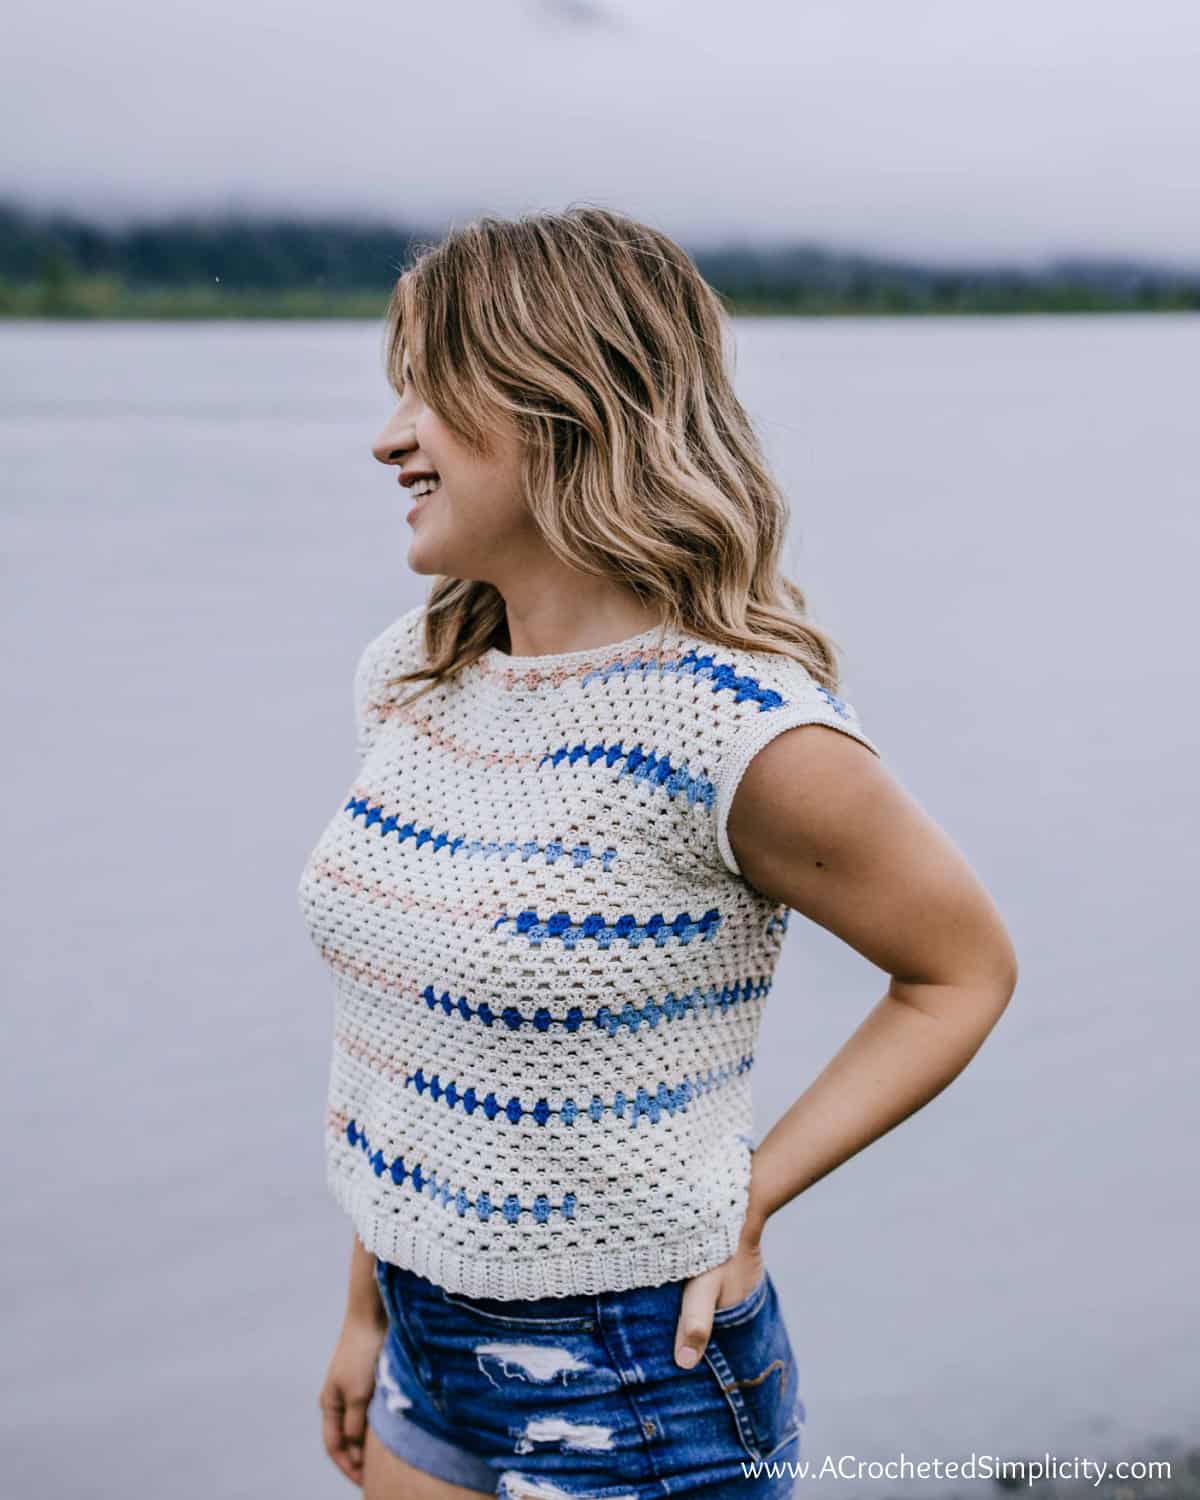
top-left (405, 530), bottom-right (460, 577)
top-left (405, 541), bottom-right (441, 575)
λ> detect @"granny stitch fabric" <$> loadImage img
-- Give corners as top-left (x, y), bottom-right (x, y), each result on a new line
top-left (297, 606), bottom-right (881, 1300)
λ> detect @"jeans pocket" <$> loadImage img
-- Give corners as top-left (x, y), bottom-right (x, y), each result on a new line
top-left (437, 1287), bottom-right (598, 1332)
top-left (711, 1268), bottom-right (768, 1326)
top-left (703, 1271), bottom-right (802, 1461)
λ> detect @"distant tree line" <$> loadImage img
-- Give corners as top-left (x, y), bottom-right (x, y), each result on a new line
top-left (1, 198), bottom-right (1197, 317)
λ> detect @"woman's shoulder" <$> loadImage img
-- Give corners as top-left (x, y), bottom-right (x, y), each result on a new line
top-left (353, 603), bottom-right (428, 741)
top-left (666, 631), bottom-right (881, 878)
top-left (670, 628), bottom-right (881, 780)
top-left (670, 630), bottom-right (860, 727)
top-left (357, 601), bottom-right (427, 679)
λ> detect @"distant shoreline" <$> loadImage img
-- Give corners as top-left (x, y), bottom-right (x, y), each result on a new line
top-left (5, 200), bottom-right (1197, 320)
top-left (2, 282), bottom-right (1197, 320)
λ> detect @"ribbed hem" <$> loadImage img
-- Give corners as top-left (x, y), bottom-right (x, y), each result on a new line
top-left (328, 1156), bottom-right (752, 1301)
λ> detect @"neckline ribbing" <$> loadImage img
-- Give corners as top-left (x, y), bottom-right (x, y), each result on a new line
top-left (479, 619), bottom-right (680, 672)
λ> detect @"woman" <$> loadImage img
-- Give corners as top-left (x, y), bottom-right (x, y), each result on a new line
top-left (298, 206), bottom-right (1017, 1499)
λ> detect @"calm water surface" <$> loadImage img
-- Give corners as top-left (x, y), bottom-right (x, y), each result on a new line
top-left (2, 315), bottom-right (1197, 1497)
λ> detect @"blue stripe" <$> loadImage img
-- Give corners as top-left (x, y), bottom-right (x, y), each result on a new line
top-left (420, 974), bottom-right (771, 1035)
top-left (539, 667), bottom-right (849, 809)
top-left (344, 797), bottom-right (618, 869)
top-left (492, 906), bottom-right (722, 948)
top-left (581, 642), bottom-right (852, 719)
top-left (670, 648), bottom-right (853, 717)
top-left (398, 1053), bottom-right (754, 1129)
top-left (538, 740), bottom-right (715, 811)
top-left (345, 1120), bottom-right (577, 1223)
top-left (580, 650), bottom-right (680, 688)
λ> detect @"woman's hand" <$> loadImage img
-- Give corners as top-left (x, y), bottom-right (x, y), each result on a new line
top-left (673, 1219), bottom-right (767, 1370)
top-left (318, 1312), bottom-right (388, 1486)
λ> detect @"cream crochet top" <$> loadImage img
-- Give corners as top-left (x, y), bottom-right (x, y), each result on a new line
top-left (297, 606), bottom-right (880, 1300)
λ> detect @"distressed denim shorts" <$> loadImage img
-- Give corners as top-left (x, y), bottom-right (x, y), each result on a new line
top-left (368, 1256), bottom-right (804, 1497)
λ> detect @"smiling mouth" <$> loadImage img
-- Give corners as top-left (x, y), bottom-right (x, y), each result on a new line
top-left (405, 475), bottom-right (441, 499)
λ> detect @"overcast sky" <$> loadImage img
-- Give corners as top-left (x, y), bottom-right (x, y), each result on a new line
top-left (4, 0), bottom-right (1198, 265)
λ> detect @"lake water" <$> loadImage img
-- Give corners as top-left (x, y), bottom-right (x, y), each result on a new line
top-left (3, 315), bottom-right (1197, 1497)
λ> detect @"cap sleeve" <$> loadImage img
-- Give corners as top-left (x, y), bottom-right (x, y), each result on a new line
top-left (353, 603), bottom-right (426, 764)
top-left (710, 658), bottom-right (881, 879)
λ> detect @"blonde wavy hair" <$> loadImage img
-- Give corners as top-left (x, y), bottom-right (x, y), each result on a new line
top-left (381, 204), bottom-right (846, 703)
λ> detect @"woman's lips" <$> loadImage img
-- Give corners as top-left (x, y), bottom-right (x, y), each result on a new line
top-left (402, 474), bottom-right (439, 523)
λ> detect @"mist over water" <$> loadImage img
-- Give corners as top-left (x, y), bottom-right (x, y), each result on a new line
top-left (3, 314), bottom-right (1196, 1497)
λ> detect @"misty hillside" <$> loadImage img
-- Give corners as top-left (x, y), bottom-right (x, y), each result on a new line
top-left (2, 200), bottom-right (1197, 316)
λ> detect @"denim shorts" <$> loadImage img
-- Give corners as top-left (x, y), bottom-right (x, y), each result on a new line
top-left (367, 1256), bottom-right (804, 1497)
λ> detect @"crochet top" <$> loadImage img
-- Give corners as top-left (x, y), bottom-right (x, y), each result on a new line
top-left (297, 606), bottom-right (881, 1300)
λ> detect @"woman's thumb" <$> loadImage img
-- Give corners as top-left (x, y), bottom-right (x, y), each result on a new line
top-left (673, 1276), bottom-right (716, 1369)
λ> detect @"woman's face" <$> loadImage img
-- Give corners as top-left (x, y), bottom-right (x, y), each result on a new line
top-left (371, 354), bottom-right (537, 582)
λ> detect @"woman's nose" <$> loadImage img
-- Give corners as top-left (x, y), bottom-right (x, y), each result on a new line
top-left (371, 412), bottom-right (416, 467)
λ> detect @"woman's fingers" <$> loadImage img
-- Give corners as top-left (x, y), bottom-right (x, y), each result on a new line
top-left (319, 1320), bottom-right (386, 1486)
top-left (673, 1267), bottom-right (720, 1368)
top-left (320, 1390), bottom-right (365, 1484)
top-left (674, 1244), bottom-right (768, 1368)
top-left (320, 1396), bottom-right (350, 1480)
top-left (342, 1390), bottom-right (370, 1480)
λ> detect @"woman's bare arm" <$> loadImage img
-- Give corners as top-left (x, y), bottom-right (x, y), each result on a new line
top-left (726, 723), bottom-right (1019, 1237)
top-left (346, 1232), bottom-right (388, 1330)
